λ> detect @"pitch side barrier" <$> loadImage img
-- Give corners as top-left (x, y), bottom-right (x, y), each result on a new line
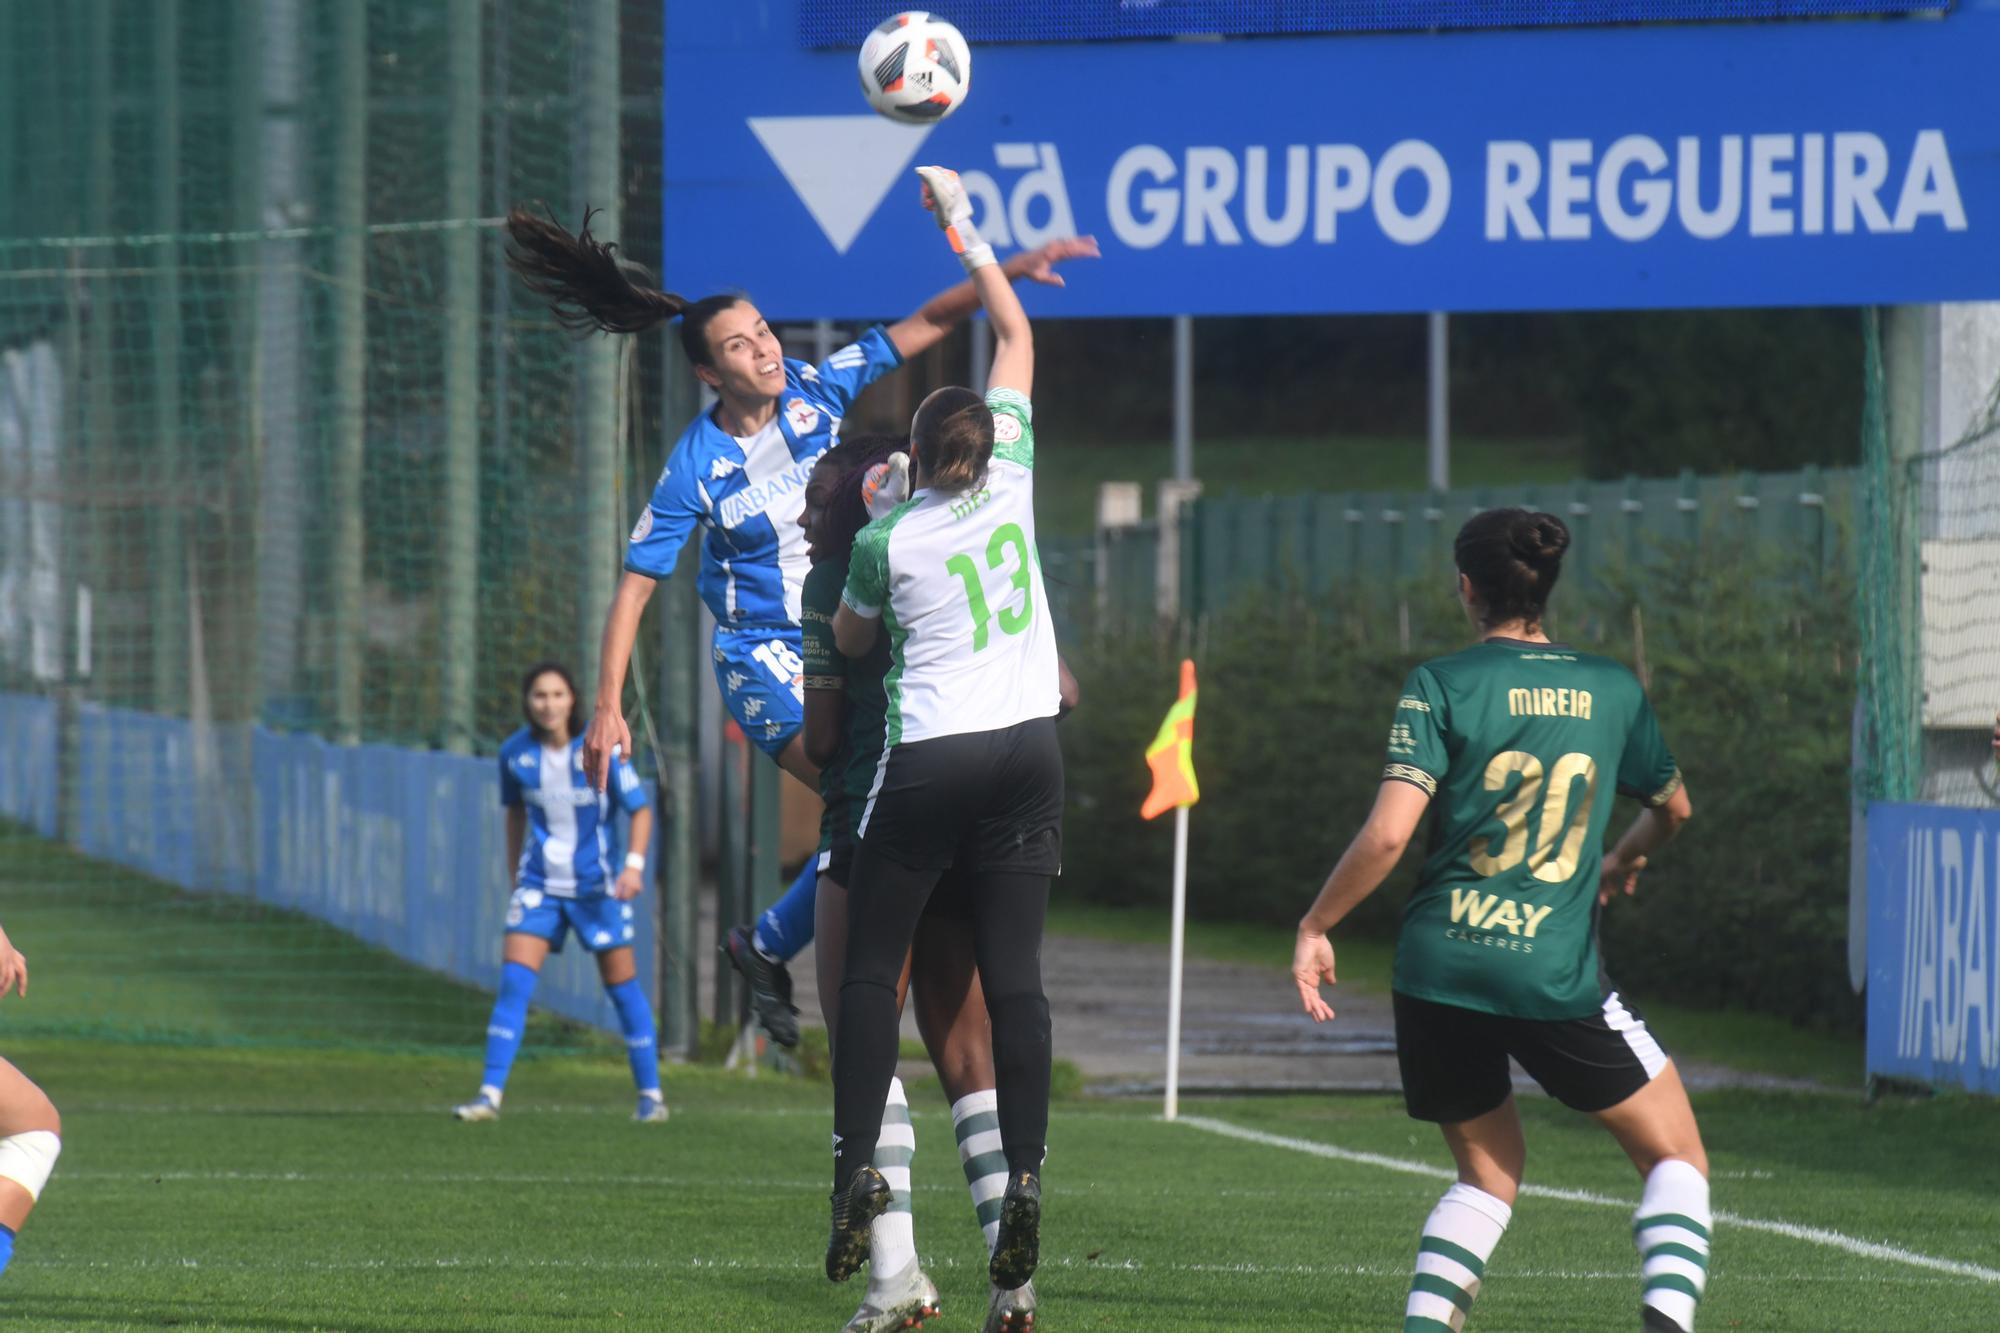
top-left (1867, 802), bottom-right (2000, 1096)
top-left (0, 697), bottom-right (655, 1039)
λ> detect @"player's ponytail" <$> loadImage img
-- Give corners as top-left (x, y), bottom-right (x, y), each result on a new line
top-left (506, 206), bottom-right (743, 370)
top-left (1454, 507), bottom-right (1570, 629)
top-left (911, 385), bottom-right (993, 495)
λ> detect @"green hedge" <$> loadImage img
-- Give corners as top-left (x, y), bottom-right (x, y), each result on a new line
top-left (1055, 548), bottom-right (1860, 1032)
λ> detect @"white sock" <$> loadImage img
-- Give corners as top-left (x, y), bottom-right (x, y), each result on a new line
top-left (867, 1077), bottom-right (917, 1279)
top-left (951, 1088), bottom-right (1006, 1255)
top-left (1635, 1158), bottom-right (1711, 1332)
top-left (479, 1084), bottom-right (503, 1107)
top-left (1405, 1182), bottom-right (1512, 1331)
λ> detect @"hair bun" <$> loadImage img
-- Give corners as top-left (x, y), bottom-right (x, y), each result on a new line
top-left (1511, 512), bottom-right (1571, 566)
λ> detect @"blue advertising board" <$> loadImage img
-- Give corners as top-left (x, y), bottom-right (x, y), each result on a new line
top-left (664, 1), bottom-right (2000, 316)
top-left (799, 1), bottom-right (1949, 45)
top-left (1866, 801), bottom-right (2000, 1095)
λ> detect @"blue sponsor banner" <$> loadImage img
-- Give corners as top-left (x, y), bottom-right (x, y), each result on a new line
top-left (35, 704), bottom-right (655, 1038)
top-left (0, 692), bottom-right (57, 838)
top-left (800, 1), bottom-right (1949, 46)
top-left (665, 0), bottom-right (2000, 316)
top-left (1866, 801), bottom-right (2000, 1095)
top-left (74, 703), bottom-right (200, 888)
top-left (252, 730), bottom-right (657, 1035)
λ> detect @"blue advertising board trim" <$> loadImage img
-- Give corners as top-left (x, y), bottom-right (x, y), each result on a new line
top-left (1866, 801), bottom-right (2000, 1096)
top-left (666, 0), bottom-right (2000, 317)
top-left (799, 1), bottom-right (1950, 47)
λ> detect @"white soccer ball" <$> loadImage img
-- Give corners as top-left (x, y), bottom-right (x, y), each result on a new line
top-left (857, 12), bottom-right (971, 124)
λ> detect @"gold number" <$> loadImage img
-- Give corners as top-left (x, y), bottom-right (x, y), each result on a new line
top-left (1468, 751), bottom-right (1542, 876)
top-left (1470, 749), bottom-right (1599, 881)
top-left (1530, 753), bottom-right (1599, 883)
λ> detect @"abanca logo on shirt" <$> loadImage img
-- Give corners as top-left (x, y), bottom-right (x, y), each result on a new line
top-left (718, 457), bottom-right (817, 528)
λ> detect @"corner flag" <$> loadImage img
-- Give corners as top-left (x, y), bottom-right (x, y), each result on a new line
top-left (1141, 659), bottom-right (1199, 819)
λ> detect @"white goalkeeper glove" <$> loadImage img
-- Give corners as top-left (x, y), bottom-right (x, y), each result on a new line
top-left (915, 165), bottom-right (994, 273)
top-left (861, 451), bottom-right (912, 520)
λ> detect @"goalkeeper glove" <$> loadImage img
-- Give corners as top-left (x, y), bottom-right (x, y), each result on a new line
top-left (915, 165), bottom-right (994, 273)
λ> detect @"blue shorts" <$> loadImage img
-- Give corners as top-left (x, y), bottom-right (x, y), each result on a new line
top-left (713, 626), bottom-right (805, 758)
top-left (505, 887), bottom-right (637, 954)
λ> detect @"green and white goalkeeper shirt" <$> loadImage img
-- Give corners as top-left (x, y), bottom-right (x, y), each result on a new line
top-left (840, 387), bottom-right (1060, 745)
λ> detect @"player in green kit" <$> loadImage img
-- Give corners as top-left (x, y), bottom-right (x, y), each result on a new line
top-left (1291, 508), bottom-right (1709, 1333)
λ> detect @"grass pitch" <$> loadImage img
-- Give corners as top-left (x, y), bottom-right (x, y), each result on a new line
top-left (1, 1039), bottom-right (1994, 1331)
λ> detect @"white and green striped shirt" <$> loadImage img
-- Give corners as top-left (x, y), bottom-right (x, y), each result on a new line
top-left (841, 387), bottom-right (1059, 745)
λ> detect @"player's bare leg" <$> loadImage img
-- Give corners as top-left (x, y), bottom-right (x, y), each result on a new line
top-left (1596, 1063), bottom-right (1711, 1332)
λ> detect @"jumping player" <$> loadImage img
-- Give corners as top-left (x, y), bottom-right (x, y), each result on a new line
top-left (825, 168), bottom-right (1070, 1309)
top-left (504, 209), bottom-right (1096, 1050)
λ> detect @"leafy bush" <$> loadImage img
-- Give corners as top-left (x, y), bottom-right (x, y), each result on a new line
top-left (1056, 545), bottom-right (1860, 1031)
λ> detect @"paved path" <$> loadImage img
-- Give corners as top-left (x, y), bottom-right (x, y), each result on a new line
top-left (697, 898), bottom-right (1817, 1095)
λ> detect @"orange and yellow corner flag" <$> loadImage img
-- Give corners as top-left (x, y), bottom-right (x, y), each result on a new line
top-left (1140, 659), bottom-right (1199, 820)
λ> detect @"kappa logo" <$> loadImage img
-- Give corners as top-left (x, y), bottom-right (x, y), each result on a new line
top-left (764, 719), bottom-right (783, 739)
top-left (725, 670), bottom-right (748, 692)
top-left (517, 753), bottom-right (537, 770)
top-left (743, 698), bottom-right (765, 720)
top-left (710, 457), bottom-right (740, 481)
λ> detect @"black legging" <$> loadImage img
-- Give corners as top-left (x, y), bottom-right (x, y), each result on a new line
top-left (831, 854), bottom-right (1051, 1191)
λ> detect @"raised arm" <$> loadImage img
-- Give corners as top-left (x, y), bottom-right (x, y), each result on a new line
top-left (884, 236), bottom-right (1099, 364)
top-left (914, 167), bottom-right (1099, 400)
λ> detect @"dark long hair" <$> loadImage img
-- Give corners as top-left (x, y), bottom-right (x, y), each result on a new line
top-left (1454, 508), bottom-right (1571, 629)
top-left (911, 385), bottom-right (992, 494)
top-left (817, 434), bottom-right (907, 560)
top-left (503, 205), bottom-right (742, 367)
top-left (519, 661), bottom-right (587, 744)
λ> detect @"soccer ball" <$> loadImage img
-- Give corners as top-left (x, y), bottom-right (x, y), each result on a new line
top-left (857, 12), bottom-right (971, 124)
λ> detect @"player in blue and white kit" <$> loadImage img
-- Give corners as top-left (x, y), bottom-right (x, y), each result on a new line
top-left (504, 207), bottom-right (1097, 1049)
top-left (454, 663), bottom-right (662, 1123)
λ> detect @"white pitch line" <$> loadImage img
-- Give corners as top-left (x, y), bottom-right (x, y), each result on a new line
top-left (1175, 1116), bottom-right (2000, 1286)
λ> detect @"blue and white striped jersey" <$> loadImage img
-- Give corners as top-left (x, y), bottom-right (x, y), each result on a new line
top-left (498, 727), bottom-right (650, 898)
top-left (623, 326), bottom-right (903, 627)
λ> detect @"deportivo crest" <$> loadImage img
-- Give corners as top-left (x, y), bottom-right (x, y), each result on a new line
top-left (630, 509), bottom-right (653, 542)
top-left (992, 411), bottom-right (1023, 444)
top-left (785, 398), bottom-right (820, 435)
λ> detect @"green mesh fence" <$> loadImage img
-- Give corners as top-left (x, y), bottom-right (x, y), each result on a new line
top-left (0, 0), bottom-right (671, 1047)
top-left (1857, 306), bottom-right (2000, 810)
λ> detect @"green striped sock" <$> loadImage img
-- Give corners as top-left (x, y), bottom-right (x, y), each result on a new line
top-left (1404, 1183), bottom-right (1511, 1332)
top-left (1634, 1160), bottom-right (1710, 1331)
top-left (951, 1088), bottom-right (1005, 1254)
top-left (869, 1077), bottom-right (916, 1275)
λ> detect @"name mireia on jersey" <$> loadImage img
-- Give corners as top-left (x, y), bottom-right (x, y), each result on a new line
top-left (1509, 686), bottom-right (1593, 719)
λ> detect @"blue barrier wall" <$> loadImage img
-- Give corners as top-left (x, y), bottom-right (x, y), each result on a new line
top-left (54, 705), bottom-right (654, 1037)
top-left (1866, 801), bottom-right (2000, 1096)
top-left (0, 692), bottom-right (56, 837)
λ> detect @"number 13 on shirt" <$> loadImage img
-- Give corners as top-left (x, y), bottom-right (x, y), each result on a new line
top-left (944, 521), bottom-right (1035, 652)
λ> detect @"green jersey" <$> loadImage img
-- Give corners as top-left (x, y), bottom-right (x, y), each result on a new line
top-left (1385, 638), bottom-right (1682, 1019)
top-left (800, 556), bottom-right (893, 839)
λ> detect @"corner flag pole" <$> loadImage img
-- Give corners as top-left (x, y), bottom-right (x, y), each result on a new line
top-left (1141, 658), bottom-right (1200, 1122)
top-left (1165, 800), bottom-right (1190, 1121)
